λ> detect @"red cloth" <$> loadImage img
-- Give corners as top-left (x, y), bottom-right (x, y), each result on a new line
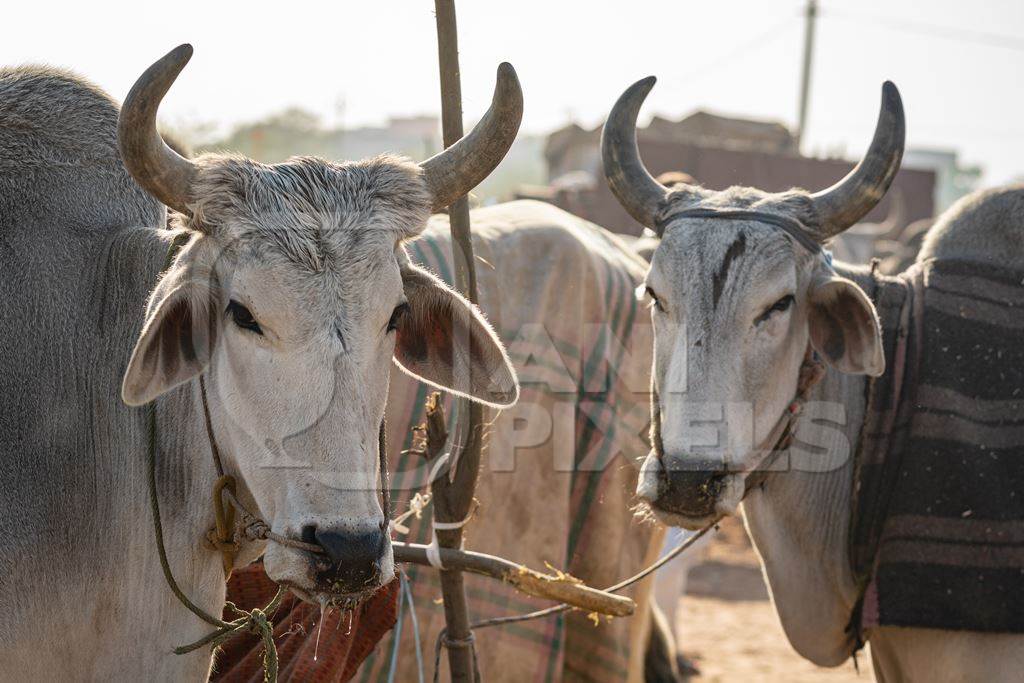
top-left (211, 563), bottom-right (399, 682)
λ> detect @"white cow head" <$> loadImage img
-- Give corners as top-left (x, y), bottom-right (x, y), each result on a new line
top-left (602, 78), bottom-right (904, 529)
top-left (118, 45), bottom-right (521, 604)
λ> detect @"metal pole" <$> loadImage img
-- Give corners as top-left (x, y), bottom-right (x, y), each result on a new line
top-left (796, 0), bottom-right (818, 152)
top-left (432, 2), bottom-right (485, 680)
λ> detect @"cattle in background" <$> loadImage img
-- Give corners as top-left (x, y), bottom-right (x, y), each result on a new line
top-left (602, 75), bottom-right (1024, 680)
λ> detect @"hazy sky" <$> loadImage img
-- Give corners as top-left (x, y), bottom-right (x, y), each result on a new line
top-left (4, 0), bottom-right (1023, 184)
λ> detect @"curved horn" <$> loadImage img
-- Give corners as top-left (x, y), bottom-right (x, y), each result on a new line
top-left (420, 63), bottom-right (523, 212)
top-left (601, 77), bottom-right (669, 231)
top-left (811, 81), bottom-right (905, 239)
top-left (118, 44), bottom-right (199, 215)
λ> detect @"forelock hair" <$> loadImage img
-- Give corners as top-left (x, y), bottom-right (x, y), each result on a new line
top-left (174, 154), bottom-right (432, 272)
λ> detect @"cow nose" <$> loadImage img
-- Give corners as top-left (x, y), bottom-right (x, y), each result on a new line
top-left (654, 457), bottom-right (727, 519)
top-left (312, 525), bottom-right (387, 593)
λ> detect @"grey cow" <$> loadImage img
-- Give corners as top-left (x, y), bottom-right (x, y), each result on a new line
top-left (0, 45), bottom-right (520, 680)
top-left (602, 75), bottom-right (1024, 681)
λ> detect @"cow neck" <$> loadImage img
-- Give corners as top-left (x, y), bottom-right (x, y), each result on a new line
top-left (144, 397), bottom-right (285, 679)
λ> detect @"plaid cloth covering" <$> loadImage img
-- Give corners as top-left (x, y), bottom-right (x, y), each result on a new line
top-left (850, 258), bottom-right (1024, 635)
top-left (360, 202), bottom-right (659, 683)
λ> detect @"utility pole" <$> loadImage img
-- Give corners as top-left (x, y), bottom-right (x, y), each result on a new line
top-left (796, 0), bottom-right (818, 152)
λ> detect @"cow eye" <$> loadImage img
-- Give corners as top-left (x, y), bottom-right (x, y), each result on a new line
top-left (387, 302), bottom-right (410, 333)
top-left (227, 300), bottom-right (263, 335)
top-left (755, 294), bottom-right (794, 325)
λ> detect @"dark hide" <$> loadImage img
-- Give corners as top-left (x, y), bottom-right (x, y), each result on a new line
top-left (850, 258), bottom-right (1024, 637)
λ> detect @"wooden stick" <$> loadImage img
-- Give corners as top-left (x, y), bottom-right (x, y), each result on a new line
top-left (393, 542), bottom-right (636, 617)
top-left (432, 3), bottom-right (485, 680)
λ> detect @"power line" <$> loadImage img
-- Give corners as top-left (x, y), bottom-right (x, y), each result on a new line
top-left (674, 17), bottom-right (797, 85)
top-left (825, 7), bottom-right (1024, 53)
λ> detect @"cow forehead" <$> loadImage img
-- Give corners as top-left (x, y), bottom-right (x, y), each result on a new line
top-left (228, 235), bottom-right (403, 327)
top-left (189, 153), bottom-right (432, 274)
top-left (649, 185), bottom-right (820, 299)
top-left (651, 219), bottom-right (795, 303)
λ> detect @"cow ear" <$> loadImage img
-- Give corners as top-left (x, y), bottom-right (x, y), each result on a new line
top-left (394, 262), bottom-right (518, 408)
top-left (807, 271), bottom-right (884, 376)
top-left (122, 236), bottom-right (219, 406)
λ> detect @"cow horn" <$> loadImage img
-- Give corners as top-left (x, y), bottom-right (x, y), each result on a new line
top-left (420, 63), bottom-right (523, 212)
top-left (810, 81), bottom-right (905, 240)
top-left (118, 44), bottom-right (199, 215)
top-left (601, 77), bottom-right (669, 232)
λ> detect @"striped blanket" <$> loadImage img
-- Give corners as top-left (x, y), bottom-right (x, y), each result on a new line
top-left (359, 201), bottom-right (660, 682)
top-left (850, 258), bottom-right (1024, 635)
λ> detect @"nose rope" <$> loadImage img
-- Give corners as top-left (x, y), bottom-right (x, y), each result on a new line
top-left (208, 474), bottom-right (240, 576)
top-left (648, 345), bottom-right (826, 498)
top-left (742, 346), bottom-right (826, 495)
top-left (198, 377), bottom-right (394, 562)
top-left (147, 401), bottom-right (285, 683)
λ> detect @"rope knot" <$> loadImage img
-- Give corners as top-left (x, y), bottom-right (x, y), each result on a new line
top-left (205, 528), bottom-right (241, 553)
top-left (246, 608), bottom-right (270, 636)
top-left (244, 519), bottom-right (272, 542)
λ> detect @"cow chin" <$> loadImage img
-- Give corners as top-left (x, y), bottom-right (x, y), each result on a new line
top-left (647, 482), bottom-right (743, 530)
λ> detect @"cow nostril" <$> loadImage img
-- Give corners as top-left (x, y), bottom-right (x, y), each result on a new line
top-left (301, 524), bottom-right (318, 546)
top-left (312, 527), bottom-right (386, 591)
top-left (656, 457), bottom-right (728, 516)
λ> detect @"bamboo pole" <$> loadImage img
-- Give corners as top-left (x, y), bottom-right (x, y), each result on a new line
top-left (432, 2), bottom-right (486, 680)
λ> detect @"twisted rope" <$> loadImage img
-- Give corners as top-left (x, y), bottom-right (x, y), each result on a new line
top-left (147, 403), bottom-right (283, 682)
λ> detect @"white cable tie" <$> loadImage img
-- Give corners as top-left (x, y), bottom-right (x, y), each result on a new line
top-left (425, 529), bottom-right (445, 569)
top-left (425, 499), bottom-right (476, 570)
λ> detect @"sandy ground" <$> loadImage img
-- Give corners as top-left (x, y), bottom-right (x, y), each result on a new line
top-left (673, 517), bottom-right (868, 682)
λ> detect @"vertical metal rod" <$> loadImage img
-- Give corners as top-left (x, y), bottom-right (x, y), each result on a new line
top-left (432, 1), bottom-right (485, 680)
top-left (796, 0), bottom-right (818, 152)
